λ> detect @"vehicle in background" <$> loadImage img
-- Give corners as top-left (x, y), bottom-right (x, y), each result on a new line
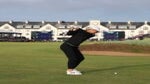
top-left (31, 31), bottom-right (53, 41)
top-left (103, 31), bottom-right (125, 41)
top-left (0, 31), bottom-right (29, 42)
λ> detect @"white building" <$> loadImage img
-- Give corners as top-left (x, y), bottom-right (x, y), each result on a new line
top-left (0, 20), bottom-right (150, 41)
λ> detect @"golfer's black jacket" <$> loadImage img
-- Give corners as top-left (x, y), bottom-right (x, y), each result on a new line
top-left (65, 29), bottom-right (94, 47)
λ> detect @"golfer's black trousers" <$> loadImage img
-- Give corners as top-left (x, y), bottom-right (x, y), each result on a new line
top-left (60, 43), bottom-right (84, 69)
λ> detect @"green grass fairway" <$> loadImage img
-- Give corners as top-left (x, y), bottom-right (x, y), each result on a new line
top-left (0, 42), bottom-right (150, 84)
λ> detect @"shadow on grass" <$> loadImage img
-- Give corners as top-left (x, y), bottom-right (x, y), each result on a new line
top-left (84, 64), bottom-right (150, 74)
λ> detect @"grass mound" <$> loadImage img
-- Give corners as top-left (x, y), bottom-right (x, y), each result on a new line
top-left (80, 43), bottom-right (150, 53)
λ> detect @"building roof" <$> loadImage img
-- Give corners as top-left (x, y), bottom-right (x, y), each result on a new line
top-left (147, 22), bottom-right (150, 25)
top-left (101, 22), bottom-right (144, 30)
top-left (10, 21), bottom-right (46, 29)
top-left (0, 21), bottom-right (9, 26)
top-left (50, 21), bottom-right (89, 29)
top-left (0, 21), bottom-right (147, 30)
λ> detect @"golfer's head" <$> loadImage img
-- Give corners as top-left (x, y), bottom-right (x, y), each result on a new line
top-left (86, 25), bottom-right (100, 32)
top-left (85, 25), bottom-right (100, 34)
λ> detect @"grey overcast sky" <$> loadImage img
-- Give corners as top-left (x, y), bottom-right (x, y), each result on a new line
top-left (0, 0), bottom-right (150, 21)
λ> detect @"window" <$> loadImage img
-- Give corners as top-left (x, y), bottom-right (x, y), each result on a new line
top-left (17, 25), bottom-right (24, 28)
top-left (4, 26), bottom-right (9, 29)
top-left (129, 25), bottom-right (136, 29)
top-left (118, 25), bottom-right (127, 29)
top-left (143, 27), bottom-right (148, 30)
top-left (58, 25), bottom-right (65, 28)
top-left (33, 25), bottom-right (41, 28)
top-left (25, 25), bottom-right (32, 28)
top-left (67, 25), bottom-right (82, 29)
top-left (46, 26), bottom-right (51, 30)
top-left (109, 25), bottom-right (116, 29)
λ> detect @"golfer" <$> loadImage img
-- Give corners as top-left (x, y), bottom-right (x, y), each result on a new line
top-left (60, 25), bottom-right (100, 75)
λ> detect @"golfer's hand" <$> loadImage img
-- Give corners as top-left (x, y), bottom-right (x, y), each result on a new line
top-left (69, 28), bottom-right (79, 31)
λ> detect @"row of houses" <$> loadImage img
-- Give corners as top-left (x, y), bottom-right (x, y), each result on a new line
top-left (0, 20), bottom-right (150, 41)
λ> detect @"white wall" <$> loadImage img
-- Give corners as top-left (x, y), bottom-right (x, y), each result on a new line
top-left (1, 21), bottom-right (150, 41)
top-left (0, 24), bottom-right (16, 32)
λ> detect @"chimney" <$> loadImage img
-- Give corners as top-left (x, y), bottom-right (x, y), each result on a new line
top-left (25, 20), bottom-right (29, 24)
top-left (108, 21), bottom-right (111, 24)
top-left (42, 21), bottom-right (45, 24)
top-left (9, 20), bottom-right (13, 24)
top-left (74, 21), bottom-right (78, 24)
top-left (58, 21), bottom-right (61, 24)
top-left (128, 21), bottom-right (131, 25)
top-left (144, 21), bottom-right (147, 24)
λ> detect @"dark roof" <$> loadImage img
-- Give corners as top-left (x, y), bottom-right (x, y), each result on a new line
top-left (0, 21), bottom-right (9, 26)
top-left (130, 22), bottom-right (144, 28)
top-left (147, 22), bottom-right (150, 25)
top-left (0, 21), bottom-right (146, 29)
top-left (101, 22), bottom-right (144, 30)
top-left (100, 22), bottom-right (109, 27)
top-left (10, 21), bottom-right (46, 29)
top-left (49, 21), bottom-right (89, 28)
top-left (78, 22), bottom-right (89, 27)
